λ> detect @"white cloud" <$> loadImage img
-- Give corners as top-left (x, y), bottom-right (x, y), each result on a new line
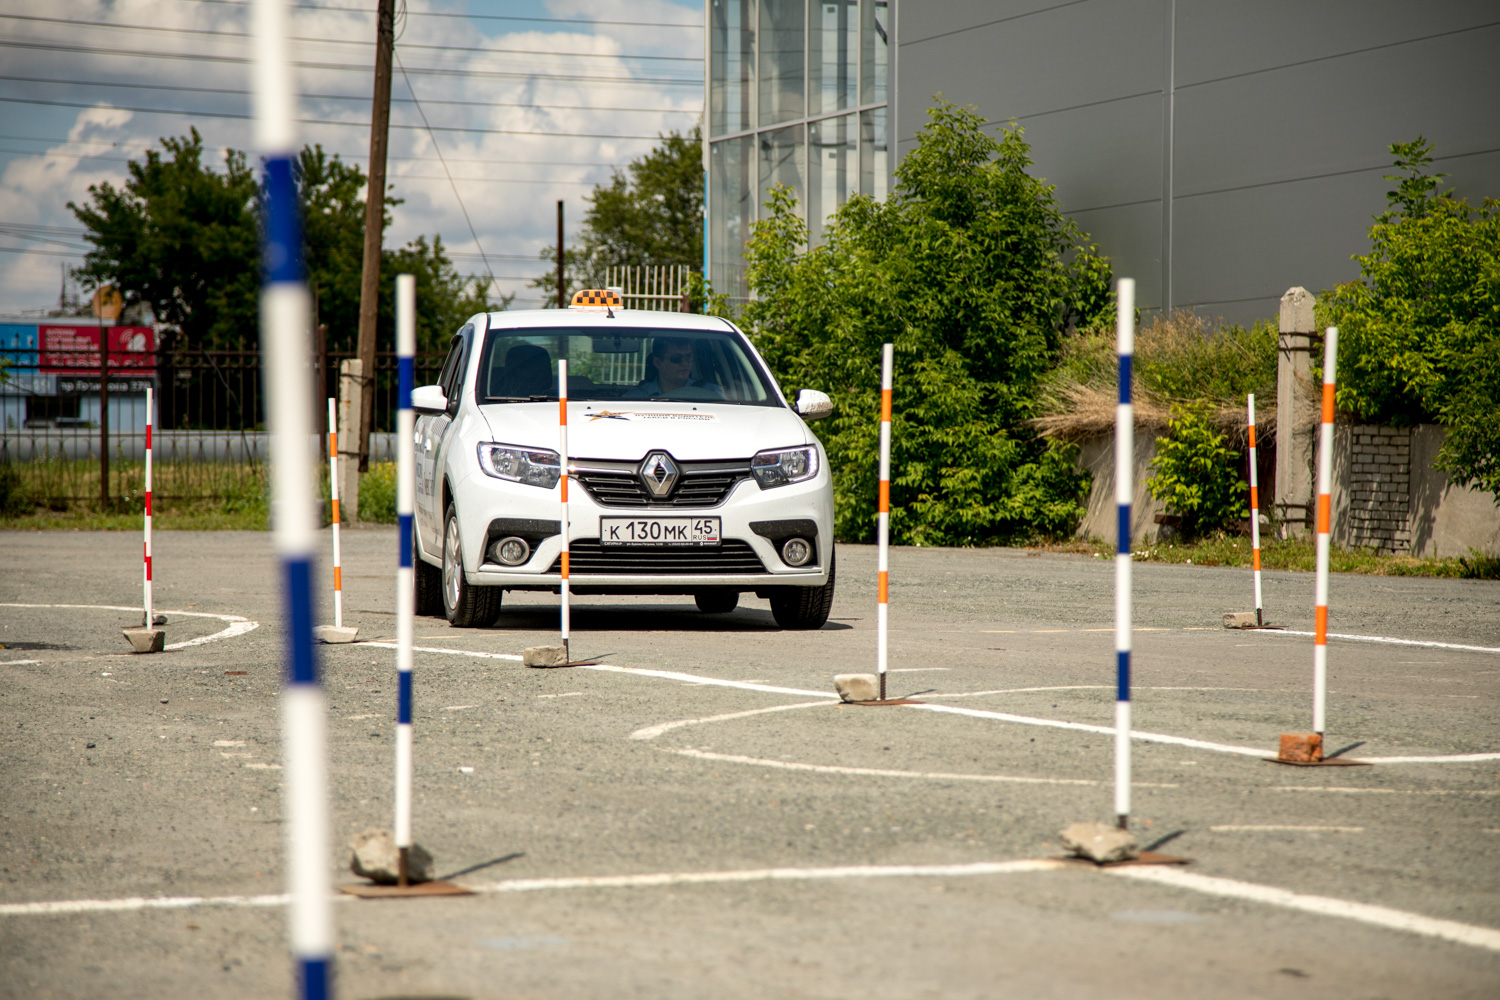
top-left (0, 0), bottom-right (705, 313)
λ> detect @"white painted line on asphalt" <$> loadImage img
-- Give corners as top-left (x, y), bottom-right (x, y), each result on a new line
top-left (1269, 786), bottom-right (1500, 796)
top-left (1208, 825), bottom-right (1364, 833)
top-left (0, 892), bottom-right (291, 917)
top-left (2, 659), bottom-right (41, 665)
top-left (630, 701), bottom-right (832, 740)
top-left (1107, 866), bottom-right (1500, 952)
top-left (0, 603), bottom-right (258, 651)
top-left (1256, 630), bottom-right (1500, 654)
top-left (924, 685), bottom-right (1265, 699)
top-left (658, 746), bottom-right (1140, 786)
top-left (909, 702), bottom-right (1279, 758)
top-left (379, 644), bottom-right (1497, 768)
top-left (470, 859), bottom-right (1067, 894)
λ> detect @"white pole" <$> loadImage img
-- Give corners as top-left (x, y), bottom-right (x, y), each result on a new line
top-left (559, 358), bottom-right (571, 662)
top-left (1247, 394), bottom-right (1263, 625)
top-left (393, 273), bottom-right (416, 885)
top-left (254, 0), bottom-right (332, 989)
top-left (1114, 278), bottom-right (1135, 830)
top-left (327, 396), bottom-right (343, 629)
top-left (1313, 327), bottom-right (1338, 737)
top-left (877, 343), bottom-right (892, 702)
top-left (143, 385), bottom-right (153, 627)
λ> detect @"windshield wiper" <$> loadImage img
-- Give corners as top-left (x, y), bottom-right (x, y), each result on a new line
top-left (485, 395), bottom-right (558, 402)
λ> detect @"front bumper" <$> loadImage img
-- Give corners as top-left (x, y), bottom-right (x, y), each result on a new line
top-left (451, 463), bottom-right (833, 592)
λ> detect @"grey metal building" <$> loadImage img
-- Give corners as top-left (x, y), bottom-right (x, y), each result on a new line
top-left (708, 1), bottom-right (1500, 326)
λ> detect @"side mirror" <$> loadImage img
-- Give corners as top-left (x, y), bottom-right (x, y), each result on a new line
top-left (411, 384), bottom-right (448, 415)
top-left (795, 389), bottom-right (833, 420)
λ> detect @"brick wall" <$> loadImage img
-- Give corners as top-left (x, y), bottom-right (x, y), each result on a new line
top-left (1347, 425), bottom-right (1411, 553)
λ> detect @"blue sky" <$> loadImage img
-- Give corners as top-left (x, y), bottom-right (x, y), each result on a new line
top-left (0, 0), bottom-right (704, 314)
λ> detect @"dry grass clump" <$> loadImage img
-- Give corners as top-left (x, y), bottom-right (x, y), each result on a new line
top-left (1033, 310), bottom-right (1278, 441)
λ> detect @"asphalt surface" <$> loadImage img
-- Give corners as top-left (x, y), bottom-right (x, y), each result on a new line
top-left (2, 528), bottom-right (1498, 999)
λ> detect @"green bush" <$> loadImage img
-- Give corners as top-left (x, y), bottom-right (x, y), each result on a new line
top-left (1147, 404), bottom-right (1248, 539)
top-left (741, 101), bottom-right (1106, 545)
top-left (1319, 137), bottom-right (1500, 502)
top-left (358, 461), bottom-right (397, 523)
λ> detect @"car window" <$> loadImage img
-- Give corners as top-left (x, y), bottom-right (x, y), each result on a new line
top-left (436, 326), bottom-right (470, 401)
top-left (477, 327), bottom-right (782, 406)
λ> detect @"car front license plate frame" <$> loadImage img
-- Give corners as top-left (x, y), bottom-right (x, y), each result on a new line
top-left (599, 516), bottom-right (722, 546)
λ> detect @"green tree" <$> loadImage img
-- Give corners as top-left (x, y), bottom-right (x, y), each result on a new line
top-left (1146, 403), bottom-right (1248, 539)
top-left (383, 235), bottom-right (508, 353)
top-left (70, 129), bottom-right (258, 351)
top-left (1320, 137), bottom-right (1500, 501)
top-left (533, 126), bottom-right (704, 304)
top-left (740, 101), bottom-right (1108, 545)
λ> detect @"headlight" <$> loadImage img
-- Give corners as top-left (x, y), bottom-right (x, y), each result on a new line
top-left (477, 442), bottom-right (561, 489)
top-left (751, 445), bottom-right (818, 488)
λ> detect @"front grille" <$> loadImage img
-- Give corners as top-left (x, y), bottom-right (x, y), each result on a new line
top-left (548, 539), bottom-right (767, 575)
top-left (573, 459), bottom-right (751, 508)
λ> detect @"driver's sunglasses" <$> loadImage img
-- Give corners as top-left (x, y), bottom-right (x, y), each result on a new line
top-left (663, 352), bottom-right (692, 364)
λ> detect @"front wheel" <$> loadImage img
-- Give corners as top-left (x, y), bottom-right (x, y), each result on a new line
top-left (768, 549), bottom-right (835, 630)
top-left (442, 504), bottom-right (502, 627)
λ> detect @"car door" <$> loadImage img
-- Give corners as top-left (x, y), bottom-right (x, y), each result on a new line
top-left (416, 326), bottom-right (470, 554)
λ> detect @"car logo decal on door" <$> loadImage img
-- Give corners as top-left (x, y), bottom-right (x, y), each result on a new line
top-left (639, 451), bottom-right (679, 498)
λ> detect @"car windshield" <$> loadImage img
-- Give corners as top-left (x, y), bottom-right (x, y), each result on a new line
top-left (476, 327), bottom-right (781, 406)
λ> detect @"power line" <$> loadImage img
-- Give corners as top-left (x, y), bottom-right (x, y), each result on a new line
top-left (159, 0), bottom-right (702, 31)
top-left (0, 96), bottom-right (674, 141)
top-left (0, 133), bottom-right (630, 169)
top-left (0, 38), bottom-right (704, 86)
top-left (0, 73), bottom-right (702, 117)
top-left (0, 13), bottom-right (701, 61)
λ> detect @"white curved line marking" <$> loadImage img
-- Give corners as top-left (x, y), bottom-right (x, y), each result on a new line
top-left (1109, 866), bottom-right (1500, 952)
top-left (659, 746), bottom-right (1144, 787)
top-left (924, 685), bottom-right (1265, 699)
top-left (0, 603), bottom-right (257, 651)
top-left (373, 644), bottom-right (1497, 767)
top-left (1256, 630), bottom-right (1500, 654)
top-left (630, 701), bottom-right (832, 740)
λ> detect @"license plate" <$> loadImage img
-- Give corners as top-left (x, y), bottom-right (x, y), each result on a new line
top-left (600, 516), bottom-right (721, 546)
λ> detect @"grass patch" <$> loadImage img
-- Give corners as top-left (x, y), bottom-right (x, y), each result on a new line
top-left (1061, 534), bottom-right (1500, 580)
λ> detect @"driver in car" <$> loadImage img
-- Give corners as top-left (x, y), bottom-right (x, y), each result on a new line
top-left (623, 337), bottom-right (724, 399)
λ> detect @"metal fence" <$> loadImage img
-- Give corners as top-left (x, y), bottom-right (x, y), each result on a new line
top-left (1, 345), bottom-right (443, 502)
top-left (605, 265), bottom-right (691, 312)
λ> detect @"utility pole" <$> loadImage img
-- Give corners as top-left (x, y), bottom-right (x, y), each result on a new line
top-left (355, 0), bottom-right (395, 472)
top-left (555, 200), bottom-right (566, 308)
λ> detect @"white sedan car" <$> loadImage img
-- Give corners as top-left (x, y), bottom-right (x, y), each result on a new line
top-left (409, 293), bottom-right (836, 629)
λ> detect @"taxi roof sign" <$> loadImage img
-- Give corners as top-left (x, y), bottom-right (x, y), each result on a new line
top-left (569, 288), bottom-right (623, 310)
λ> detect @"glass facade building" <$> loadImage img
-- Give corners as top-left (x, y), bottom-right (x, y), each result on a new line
top-left (707, 0), bottom-right (891, 299)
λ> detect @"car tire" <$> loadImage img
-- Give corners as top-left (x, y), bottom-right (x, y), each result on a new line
top-left (694, 589), bottom-right (739, 614)
top-left (768, 548), bottom-right (835, 630)
top-left (414, 528), bottom-right (443, 618)
top-left (442, 503), bottom-right (502, 627)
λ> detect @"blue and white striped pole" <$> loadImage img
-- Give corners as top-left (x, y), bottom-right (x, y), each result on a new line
top-left (253, 0), bottom-right (332, 994)
top-left (394, 273), bottom-right (416, 886)
top-left (1114, 277), bottom-right (1135, 831)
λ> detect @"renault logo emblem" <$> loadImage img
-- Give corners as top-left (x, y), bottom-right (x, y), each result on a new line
top-left (639, 451), bottom-right (679, 498)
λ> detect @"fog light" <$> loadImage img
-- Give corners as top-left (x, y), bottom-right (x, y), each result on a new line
top-left (781, 537), bottom-right (812, 567)
top-left (494, 536), bottom-right (530, 566)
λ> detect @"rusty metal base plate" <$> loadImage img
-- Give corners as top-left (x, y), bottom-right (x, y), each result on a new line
top-left (1057, 850), bottom-right (1192, 868)
top-left (843, 699), bottom-right (924, 707)
top-left (1266, 756), bottom-right (1371, 767)
top-left (338, 879), bottom-right (474, 899)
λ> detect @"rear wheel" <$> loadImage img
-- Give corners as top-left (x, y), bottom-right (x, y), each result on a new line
top-left (414, 525), bottom-right (443, 617)
top-left (443, 504), bottom-right (502, 627)
top-left (769, 548), bottom-right (836, 630)
top-left (694, 589), bottom-right (739, 614)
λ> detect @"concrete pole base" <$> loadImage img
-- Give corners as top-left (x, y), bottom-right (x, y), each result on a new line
top-left (122, 628), bottom-right (166, 653)
top-left (314, 625), bottom-right (359, 644)
top-left (523, 645), bottom-right (568, 667)
top-left (1223, 611), bottom-right (1258, 628)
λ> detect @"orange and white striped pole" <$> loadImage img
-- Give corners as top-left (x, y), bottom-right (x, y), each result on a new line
top-left (142, 385), bottom-right (154, 627)
top-left (877, 343), bottom-right (892, 702)
top-left (1312, 328), bottom-right (1338, 737)
top-left (558, 358), bottom-right (571, 663)
top-left (326, 397), bottom-right (344, 630)
top-left (1247, 393), bottom-right (1263, 626)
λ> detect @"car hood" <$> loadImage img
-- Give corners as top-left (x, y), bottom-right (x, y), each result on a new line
top-left (476, 401), bottom-right (812, 461)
